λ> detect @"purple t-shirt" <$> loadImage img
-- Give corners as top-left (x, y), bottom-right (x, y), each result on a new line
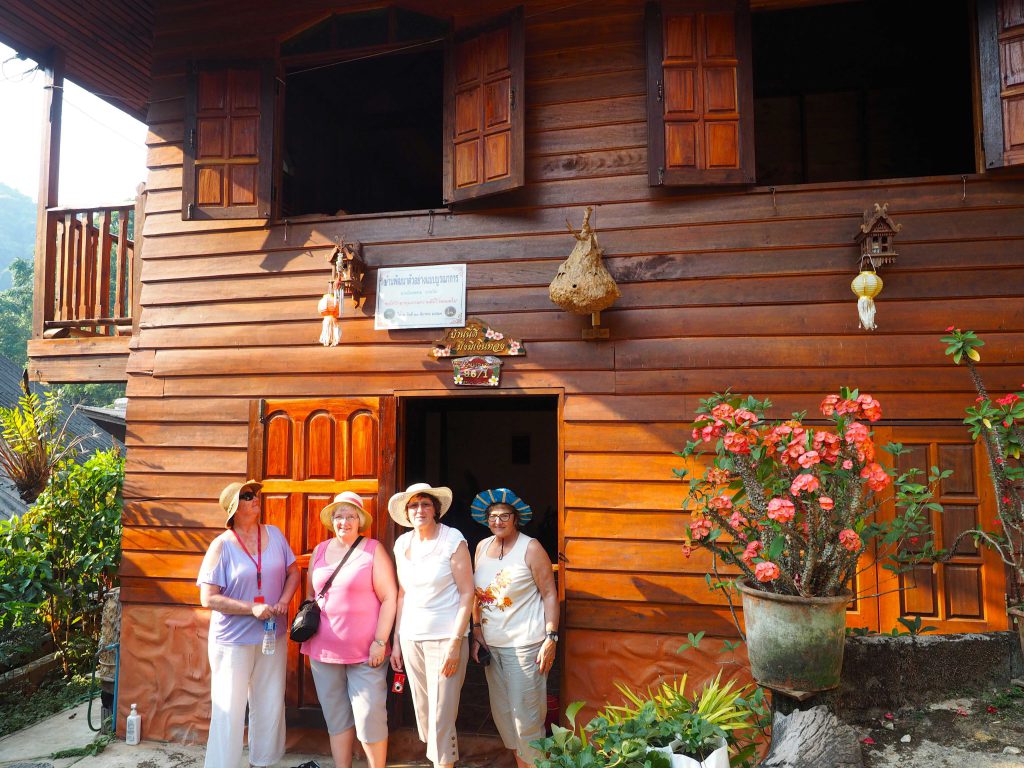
top-left (197, 525), bottom-right (296, 645)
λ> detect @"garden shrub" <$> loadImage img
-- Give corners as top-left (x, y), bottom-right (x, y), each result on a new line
top-left (0, 448), bottom-right (124, 674)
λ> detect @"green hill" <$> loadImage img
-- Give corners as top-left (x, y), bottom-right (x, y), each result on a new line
top-left (0, 183), bottom-right (36, 291)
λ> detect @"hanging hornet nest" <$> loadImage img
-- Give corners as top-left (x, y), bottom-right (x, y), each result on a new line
top-left (549, 207), bottom-right (620, 339)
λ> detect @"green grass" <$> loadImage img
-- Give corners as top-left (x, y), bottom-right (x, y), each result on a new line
top-left (0, 671), bottom-right (95, 739)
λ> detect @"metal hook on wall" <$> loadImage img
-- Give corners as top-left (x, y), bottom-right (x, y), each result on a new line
top-left (961, 175), bottom-right (967, 203)
top-left (770, 186), bottom-right (778, 213)
top-left (427, 209), bottom-right (435, 236)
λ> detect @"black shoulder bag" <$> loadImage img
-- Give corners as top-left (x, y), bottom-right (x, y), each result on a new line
top-left (289, 536), bottom-right (364, 642)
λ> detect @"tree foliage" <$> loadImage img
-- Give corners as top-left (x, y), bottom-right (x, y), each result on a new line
top-left (0, 386), bottom-right (84, 503)
top-left (0, 448), bottom-right (124, 673)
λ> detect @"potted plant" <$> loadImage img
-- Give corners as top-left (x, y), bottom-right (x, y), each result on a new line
top-left (940, 328), bottom-right (1024, 646)
top-left (676, 389), bottom-right (944, 692)
top-left (599, 674), bottom-right (761, 768)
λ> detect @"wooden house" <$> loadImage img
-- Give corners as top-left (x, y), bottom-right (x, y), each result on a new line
top-left (4, 0), bottom-right (1024, 752)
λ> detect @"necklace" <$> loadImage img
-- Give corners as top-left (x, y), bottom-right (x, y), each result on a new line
top-left (496, 532), bottom-right (518, 560)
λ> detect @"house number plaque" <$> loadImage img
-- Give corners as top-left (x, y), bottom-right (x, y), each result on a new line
top-left (430, 318), bottom-right (525, 358)
top-left (452, 356), bottom-right (502, 387)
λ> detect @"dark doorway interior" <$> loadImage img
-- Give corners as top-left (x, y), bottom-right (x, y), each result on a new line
top-left (401, 394), bottom-right (560, 737)
top-left (752, 0), bottom-right (975, 185)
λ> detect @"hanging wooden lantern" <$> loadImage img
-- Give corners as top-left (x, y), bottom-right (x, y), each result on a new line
top-left (338, 241), bottom-right (367, 307)
top-left (851, 270), bottom-right (883, 331)
top-left (318, 282), bottom-right (342, 346)
top-left (855, 203), bottom-right (900, 267)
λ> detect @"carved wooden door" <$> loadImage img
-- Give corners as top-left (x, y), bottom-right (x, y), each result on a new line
top-left (871, 426), bottom-right (1008, 633)
top-left (248, 397), bottom-right (396, 725)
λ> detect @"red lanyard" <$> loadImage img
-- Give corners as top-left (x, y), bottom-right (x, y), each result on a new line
top-left (231, 525), bottom-right (262, 592)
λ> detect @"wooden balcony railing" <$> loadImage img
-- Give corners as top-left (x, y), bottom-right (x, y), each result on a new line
top-left (36, 199), bottom-right (140, 338)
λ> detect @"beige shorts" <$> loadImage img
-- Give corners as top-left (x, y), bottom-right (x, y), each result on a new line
top-left (485, 642), bottom-right (547, 763)
top-left (309, 658), bottom-right (388, 743)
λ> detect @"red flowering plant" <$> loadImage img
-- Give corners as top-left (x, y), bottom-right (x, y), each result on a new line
top-left (676, 389), bottom-right (945, 598)
top-left (941, 328), bottom-right (1024, 605)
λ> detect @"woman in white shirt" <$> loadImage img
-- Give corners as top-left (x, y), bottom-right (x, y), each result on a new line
top-left (388, 483), bottom-right (474, 768)
top-left (469, 488), bottom-right (558, 768)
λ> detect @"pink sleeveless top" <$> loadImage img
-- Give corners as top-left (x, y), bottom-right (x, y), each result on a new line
top-left (301, 538), bottom-right (386, 664)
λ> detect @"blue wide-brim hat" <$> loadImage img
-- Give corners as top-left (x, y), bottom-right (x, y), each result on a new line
top-left (471, 488), bottom-right (532, 525)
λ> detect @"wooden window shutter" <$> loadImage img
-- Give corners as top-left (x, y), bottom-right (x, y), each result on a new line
top-left (183, 61), bottom-right (275, 219)
top-left (646, 0), bottom-right (755, 186)
top-left (444, 8), bottom-right (525, 203)
top-left (979, 0), bottom-right (1024, 169)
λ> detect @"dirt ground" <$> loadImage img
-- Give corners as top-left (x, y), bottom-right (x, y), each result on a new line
top-left (852, 684), bottom-right (1024, 767)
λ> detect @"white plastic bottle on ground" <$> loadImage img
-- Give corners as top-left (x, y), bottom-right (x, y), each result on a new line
top-left (262, 618), bottom-right (276, 655)
top-left (125, 703), bottom-right (141, 745)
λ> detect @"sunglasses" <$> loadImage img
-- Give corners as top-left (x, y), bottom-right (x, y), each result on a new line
top-left (239, 491), bottom-right (258, 502)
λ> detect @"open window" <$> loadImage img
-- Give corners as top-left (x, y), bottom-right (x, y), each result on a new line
top-left (978, 0), bottom-right (1024, 170)
top-left (751, 0), bottom-right (975, 185)
top-left (182, 62), bottom-right (275, 220)
top-left (277, 6), bottom-right (524, 217)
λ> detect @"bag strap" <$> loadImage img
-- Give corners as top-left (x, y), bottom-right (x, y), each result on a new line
top-left (315, 535), bottom-right (364, 601)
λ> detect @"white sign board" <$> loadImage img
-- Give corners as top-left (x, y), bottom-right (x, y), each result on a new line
top-left (375, 264), bottom-right (467, 330)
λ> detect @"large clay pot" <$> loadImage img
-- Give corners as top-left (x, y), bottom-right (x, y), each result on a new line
top-left (736, 580), bottom-right (851, 693)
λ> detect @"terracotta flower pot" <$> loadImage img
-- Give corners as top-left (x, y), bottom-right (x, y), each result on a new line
top-left (737, 580), bottom-right (851, 694)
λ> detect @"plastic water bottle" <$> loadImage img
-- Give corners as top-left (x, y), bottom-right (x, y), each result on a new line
top-left (262, 619), bottom-right (276, 655)
top-left (125, 703), bottom-right (141, 745)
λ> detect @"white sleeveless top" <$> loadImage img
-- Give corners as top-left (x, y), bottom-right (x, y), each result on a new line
top-left (474, 533), bottom-right (546, 648)
top-left (395, 524), bottom-right (467, 641)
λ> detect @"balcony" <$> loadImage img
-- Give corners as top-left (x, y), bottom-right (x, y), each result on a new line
top-left (27, 196), bottom-right (143, 384)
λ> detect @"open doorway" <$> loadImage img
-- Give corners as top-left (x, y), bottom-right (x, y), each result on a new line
top-left (400, 394), bottom-right (560, 737)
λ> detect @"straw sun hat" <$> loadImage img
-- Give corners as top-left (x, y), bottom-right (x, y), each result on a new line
top-left (387, 483), bottom-right (453, 526)
top-left (219, 480), bottom-right (263, 527)
top-left (320, 491), bottom-right (372, 530)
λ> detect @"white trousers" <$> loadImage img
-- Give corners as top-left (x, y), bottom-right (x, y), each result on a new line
top-left (205, 640), bottom-right (287, 768)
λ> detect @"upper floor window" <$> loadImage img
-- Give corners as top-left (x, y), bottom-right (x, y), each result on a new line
top-left (182, 7), bottom-right (525, 221)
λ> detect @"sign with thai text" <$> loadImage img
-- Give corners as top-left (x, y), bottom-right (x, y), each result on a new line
top-left (375, 264), bottom-right (466, 330)
top-left (431, 318), bottom-right (525, 358)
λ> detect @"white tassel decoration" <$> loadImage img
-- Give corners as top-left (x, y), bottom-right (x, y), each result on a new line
top-left (857, 296), bottom-right (877, 331)
top-left (318, 289), bottom-right (342, 346)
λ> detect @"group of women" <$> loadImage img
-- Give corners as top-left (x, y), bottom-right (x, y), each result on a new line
top-left (197, 480), bottom-right (558, 768)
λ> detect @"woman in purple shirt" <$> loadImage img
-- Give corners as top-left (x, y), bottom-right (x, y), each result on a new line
top-left (197, 480), bottom-right (299, 768)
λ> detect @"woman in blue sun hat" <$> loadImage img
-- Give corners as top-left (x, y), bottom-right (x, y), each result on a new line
top-left (469, 488), bottom-right (558, 768)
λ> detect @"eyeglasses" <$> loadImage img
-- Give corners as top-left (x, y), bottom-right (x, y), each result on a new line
top-left (333, 514), bottom-right (360, 523)
top-left (408, 501), bottom-right (435, 510)
top-left (239, 492), bottom-right (258, 502)
top-left (487, 512), bottom-right (514, 523)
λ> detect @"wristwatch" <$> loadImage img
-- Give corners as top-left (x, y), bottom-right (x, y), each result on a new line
top-left (372, 639), bottom-right (386, 647)
top-left (546, 631), bottom-right (559, 642)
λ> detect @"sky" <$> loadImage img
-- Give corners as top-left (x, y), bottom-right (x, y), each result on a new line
top-left (0, 42), bottom-right (147, 206)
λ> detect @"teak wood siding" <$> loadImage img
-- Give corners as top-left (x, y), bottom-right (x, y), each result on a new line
top-left (116, 0), bottom-right (1024, 743)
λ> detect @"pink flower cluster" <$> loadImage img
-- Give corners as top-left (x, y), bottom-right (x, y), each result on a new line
top-left (820, 393), bottom-right (883, 422)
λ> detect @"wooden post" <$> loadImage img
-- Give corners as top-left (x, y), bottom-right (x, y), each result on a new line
top-left (31, 48), bottom-right (64, 342)
top-left (130, 183), bottom-right (147, 338)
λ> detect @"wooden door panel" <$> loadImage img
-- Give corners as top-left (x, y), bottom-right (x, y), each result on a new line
top-left (250, 397), bottom-right (395, 725)
top-left (874, 426), bottom-right (1008, 633)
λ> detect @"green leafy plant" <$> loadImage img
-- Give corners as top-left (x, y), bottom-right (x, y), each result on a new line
top-left (940, 328), bottom-right (1024, 605)
top-left (0, 448), bottom-right (124, 673)
top-left (0, 382), bottom-right (84, 503)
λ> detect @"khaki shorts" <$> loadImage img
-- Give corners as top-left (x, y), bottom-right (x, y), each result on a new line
top-left (309, 658), bottom-right (388, 743)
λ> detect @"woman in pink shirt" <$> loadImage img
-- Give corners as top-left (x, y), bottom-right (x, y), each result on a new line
top-left (300, 492), bottom-right (398, 768)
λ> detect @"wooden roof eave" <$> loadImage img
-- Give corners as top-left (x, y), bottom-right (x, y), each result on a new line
top-left (0, 1), bottom-right (153, 122)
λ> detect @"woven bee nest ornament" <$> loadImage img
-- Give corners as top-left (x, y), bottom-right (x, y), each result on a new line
top-left (549, 206), bottom-right (620, 315)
